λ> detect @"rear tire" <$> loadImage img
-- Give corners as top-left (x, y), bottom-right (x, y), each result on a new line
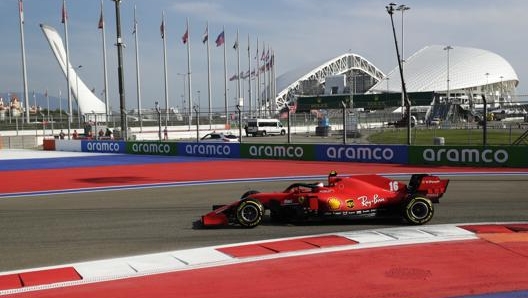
top-left (403, 197), bottom-right (433, 225)
top-left (236, 199), bottom-right (264, 228)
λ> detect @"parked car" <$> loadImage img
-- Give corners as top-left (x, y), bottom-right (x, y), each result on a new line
top-left (200, 132), bottom-right (239, 143)
top-left (430, 117), bottom-right (441, 126)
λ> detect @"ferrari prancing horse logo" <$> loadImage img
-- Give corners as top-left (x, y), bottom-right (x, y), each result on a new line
top-left (346, 199), bottom-right (355, 209)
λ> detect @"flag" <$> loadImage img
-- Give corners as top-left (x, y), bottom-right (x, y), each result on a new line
top-left (233, 40), bottom-right (238, 50)
top-left (229, 74), bottom-right (238, 81)
top-left (98, 9), bottom-right (104, 29)
top-left (182, 29), bottom-right (188, 44)
top-left (202, 24), bottom-right (208, 43)
top-left (215, 31), bottom-right (224, 47)
top-left (19, 0), bottom-right (24, 24)
top-left (160, 19), bottom-right (165, 39)
top-left (61, 0), bottom-right (67, 24)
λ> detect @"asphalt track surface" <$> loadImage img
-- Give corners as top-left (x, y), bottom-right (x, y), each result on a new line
top-left (0, 152), bottom-right (527, 274)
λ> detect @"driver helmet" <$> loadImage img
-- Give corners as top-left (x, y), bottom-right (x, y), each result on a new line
top-left (328, 170), bottom-right (339, 185)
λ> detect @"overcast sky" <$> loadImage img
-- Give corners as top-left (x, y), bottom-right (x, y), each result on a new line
top-left (1, 0), bottom-right (526, 112)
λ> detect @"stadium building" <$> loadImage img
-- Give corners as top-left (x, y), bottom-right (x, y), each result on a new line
top-left (273, 45), bottom-right (524, 123)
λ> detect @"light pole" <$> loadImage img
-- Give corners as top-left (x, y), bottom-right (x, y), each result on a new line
top-left (111, 0), bottom-right (127, 140)
top-left (386, 2), bottom-right (411, 145)
top-left (499, 75), bottom-right (504, 105)
top-left (485, 72), bottom-right (490, 99)
top-left (396, 4), bottom-right (410, 114)
top-left (443, 46), bottom-right (453, 101)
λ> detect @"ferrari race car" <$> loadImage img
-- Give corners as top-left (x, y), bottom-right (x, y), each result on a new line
top-left (201, 172), bottom-right (449, 228)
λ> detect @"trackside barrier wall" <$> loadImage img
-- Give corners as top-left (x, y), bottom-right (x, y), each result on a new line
top-left (408, 146), bottom-right (528, 167)
top-left (45, 139), bottom-right (528, 167)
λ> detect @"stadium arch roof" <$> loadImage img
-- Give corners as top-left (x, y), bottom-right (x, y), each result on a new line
top-left (274, 53), bottom-right (385, 111)
top-left (368, 45), bottom-right (519, 94)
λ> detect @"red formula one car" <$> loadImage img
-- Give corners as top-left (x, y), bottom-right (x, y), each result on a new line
top-left (201, 171), bottom-right (449, 228)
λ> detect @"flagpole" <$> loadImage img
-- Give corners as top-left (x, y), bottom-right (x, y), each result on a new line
top-left (247, 34), bottom-right (252, 118)
top-left (204, 22), bottom-right (212, 128)
top-left (185, 18), bottom-right (192, 130)
top-left (18, 0), bottom-right (30, 124)
top-left (100, 0), bottom-right (110, 125)
top-left (133, 4), bottom-right (142, 131)
top-left (272, 49), bottom-right (276, 106)
top-left (62, 0), bottom-right (73, 138)
top-left (261, 41), bottom-right (267, 117)
top-left (256, 37), bottom-right (260, 118)
top-left (235, 28), bottom-right (241, 108)
top-left (59, 89), bottom-right (63, 122)
top-left (161, 11), bottom-right (169, 128)
top-left (223, 26), bottom-right (228, 126)
top-left (268, 45), bottom-right (272, 115)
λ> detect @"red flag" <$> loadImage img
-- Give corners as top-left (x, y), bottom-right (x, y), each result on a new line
top-left (98, 10), bottom-right (103, 29)
top-left (61, 0), bottom-right (67, 24)
top-left (182, 29), bottom-right (188, 44)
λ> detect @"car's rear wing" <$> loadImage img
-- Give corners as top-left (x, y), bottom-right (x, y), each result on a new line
top-left (408, 174), bottom-right (449, 203)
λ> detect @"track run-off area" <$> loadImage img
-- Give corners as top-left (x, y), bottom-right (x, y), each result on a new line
top-left (0, 149), bottom-right (527, 297)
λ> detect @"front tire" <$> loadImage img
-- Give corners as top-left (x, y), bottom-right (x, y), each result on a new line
top-left (403, 197), bottom-right (433, 225)
top-left (236, 199), bottom-right (264, 228)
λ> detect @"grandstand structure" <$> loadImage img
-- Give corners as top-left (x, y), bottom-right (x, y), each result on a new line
top-left (272, 45), bottom-right (525, 123)
top-left (273, 53), bottom-right (386, 113)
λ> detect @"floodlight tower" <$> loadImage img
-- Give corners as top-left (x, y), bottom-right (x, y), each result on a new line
top-left (386, 3), bottom-right (411, 145)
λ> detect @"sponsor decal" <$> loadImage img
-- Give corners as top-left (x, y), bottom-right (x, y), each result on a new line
top-left (423, 148), bottom-right (508, 164)
top-left (346, 199), bottom-right (355, 209)
top-left (327, 197), bottom-right (341, 210)
top-left (358, 194), bottom-right (385, 208)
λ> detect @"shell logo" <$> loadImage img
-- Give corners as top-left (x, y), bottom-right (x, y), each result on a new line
top-left (327, 197), bottom-right (341, 210)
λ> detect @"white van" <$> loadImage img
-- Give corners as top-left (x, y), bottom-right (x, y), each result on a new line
top-left (245, 118), bottom-right (286, 136)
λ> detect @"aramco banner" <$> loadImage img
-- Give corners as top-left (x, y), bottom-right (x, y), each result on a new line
top-left (126, 141), bottom-right (177, 155)
top-left (316, 144), bottom-right (408, 163)
top-left (177, 142), bottom-right (240, 158)
top-left (82, 140), bottom-right (126, 153)
top-left (409, 146), bottom-right (528, 167)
